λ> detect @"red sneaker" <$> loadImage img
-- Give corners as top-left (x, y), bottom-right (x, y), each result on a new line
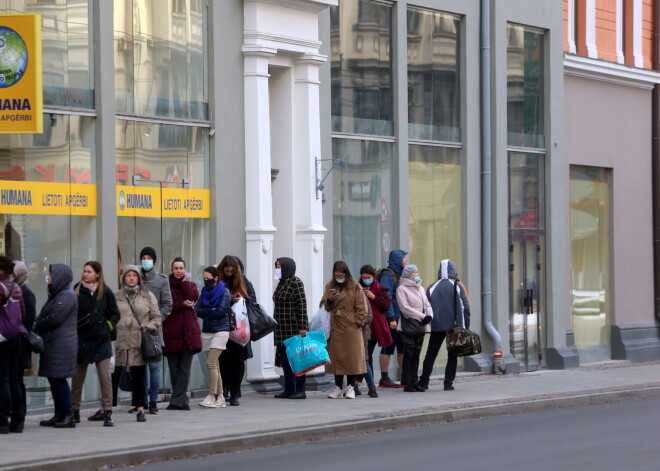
top-left (378, 377), bottom-right (400, 388)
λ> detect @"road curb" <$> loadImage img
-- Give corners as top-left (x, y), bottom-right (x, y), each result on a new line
top-left (5, 386), bottom-right (660, 471)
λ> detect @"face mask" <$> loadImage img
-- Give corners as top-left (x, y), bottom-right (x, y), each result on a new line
top-left (335, 277), bottom-right (345, 284)
top-left (414, 276), bottom-right (422, 284)
top-left (124, 285), bottom-right (138, 291)
top-left (274, 268), bottom-right (281, 280)
top-left (362, 278), bottom-right (373, 286)
top-left (45, 276), bottom-right (50, 284)
top-left (204, 279), bottom-right (216, 290)
top-left (141, 259), bottom-right (154, 271)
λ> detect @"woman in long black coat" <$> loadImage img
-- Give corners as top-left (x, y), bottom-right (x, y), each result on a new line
top-left (71, 261), bottom-right (119, 426)
top-left (34, 264), bottom-right (78, 429)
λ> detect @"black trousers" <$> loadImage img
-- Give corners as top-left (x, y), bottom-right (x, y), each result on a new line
top-left (111, 365), bottom-right (147, 408)
top-left (401, 334), bottom-right (424, 386)
top-left (220, 341), bottom-right (245, 398)
top-left (420, 331), bottom-right (457, 386)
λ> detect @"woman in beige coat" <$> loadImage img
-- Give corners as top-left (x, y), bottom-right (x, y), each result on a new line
top-left (320, 261), bottom-right (367, 399)
top-left (114, 265), bottom-right (161, 422)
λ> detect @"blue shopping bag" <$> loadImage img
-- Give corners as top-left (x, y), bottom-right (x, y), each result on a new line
top-left (283, 330), bottom-right (331, 376)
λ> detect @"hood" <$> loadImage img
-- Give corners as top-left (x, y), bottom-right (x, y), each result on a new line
top-left (438, 259), bottom-right (457, 280)
top-left (122, 265), bottom-right (144, 288)
top-left (231, 256), bottom-right (245, 273)
top-left (387, 250), bottom-right (408, 276)
top-left (277, 257), bottom-right (296, 280)
top-left (13, 261), bottom-right (28, 286)
top-left (49, 263), bottom-right (73, 295)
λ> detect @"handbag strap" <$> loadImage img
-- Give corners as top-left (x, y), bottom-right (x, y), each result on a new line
top-left (452, 278), bottom-right (465, 328)
top-left (126, 296), bottom-right (144, 329)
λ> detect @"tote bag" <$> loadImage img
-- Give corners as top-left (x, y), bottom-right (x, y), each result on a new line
top-left (229, 299), bottom-right (251, 346)
top-left (283, 330), bottom-right (331, 376)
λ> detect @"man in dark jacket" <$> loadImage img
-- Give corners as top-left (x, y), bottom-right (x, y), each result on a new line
top-left (419, 259), bottom-right (470, 391)
top-left (139, 247), bottom-right (173, 414)
top-left (35, 263), bottom-right (78, 428)
top-left (377, 249), bottom-right (407, 388)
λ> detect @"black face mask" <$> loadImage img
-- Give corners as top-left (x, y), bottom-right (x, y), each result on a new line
top-left (204, 279), bottom-right (216, 291)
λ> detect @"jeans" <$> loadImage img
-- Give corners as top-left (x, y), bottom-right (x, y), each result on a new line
top-left (365, 360), bottom-right (376, 390)
top-left (166, 348), bottom-right (194, 407)
top-left (276, 345), bottom-right (306, 393)
top-left (143, 361), bottom-right (160, 404)
top-left (401, 334), bottom-right (424, 386)
top-left (420, 331), bottom-right (457, 386)
top-left (48, 377), bottom-right (72, 415)
top-left (0, 338), bottom-right (22, 428)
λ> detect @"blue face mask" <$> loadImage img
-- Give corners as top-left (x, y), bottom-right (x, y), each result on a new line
top-left (413, 276), bottom-right (422, 284)
top-left (362, 278), bottom-right (373, 286)
top-left (141, 259), bottom-right (154, 271)
top-left (124, 285), bottom-right (138, 291)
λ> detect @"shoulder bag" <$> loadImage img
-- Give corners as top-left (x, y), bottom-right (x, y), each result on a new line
top-left (400, 286), bottom-right (426, 337)
top-left (446, 279), bottom-right (482, 357)
top-left (127, 298), bottom-right (162, 363)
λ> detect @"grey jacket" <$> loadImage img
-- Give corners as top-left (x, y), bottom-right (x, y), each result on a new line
top-left (35, 264), bottom-right (78, 378)
top-left (426, 259), bottom-right (470, 332)
top-left (141, 267), bottom-right (172, 346)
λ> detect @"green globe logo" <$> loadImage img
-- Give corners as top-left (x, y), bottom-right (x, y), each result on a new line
top-left (0, 26), bottom-right (27, 88)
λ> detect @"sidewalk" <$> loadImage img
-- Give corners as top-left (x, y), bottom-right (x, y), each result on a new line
top-left (3, 360), bottom-right (660, 471)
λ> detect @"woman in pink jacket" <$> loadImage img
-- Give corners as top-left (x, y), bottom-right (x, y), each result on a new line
top-left (396, 264), bottom-right (433, 392)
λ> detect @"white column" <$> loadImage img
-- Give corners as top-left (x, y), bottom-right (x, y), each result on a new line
top-left (586, 0), bottom-right (598, 58)
top-left (293, 53), bottom-right (327, 317)
top-left (616, 0), bottom-right (624, 63)
top-left (242, 46), bottom-right (280, 385)
top-left (632, 0), bottom-right (643, 67)
top-left (568, 0), bottom-right (577, 54)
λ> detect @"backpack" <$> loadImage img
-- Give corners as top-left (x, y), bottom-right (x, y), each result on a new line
top-left (0, 281), bottom-right (26, 341)
top-left (376, 268), bottom-right (397, 320)
top-left (376, 267), bottom-right (397, 287)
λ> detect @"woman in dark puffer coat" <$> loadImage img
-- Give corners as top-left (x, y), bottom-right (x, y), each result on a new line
top-left (164, 257), bottom-right (202, 411)
top-left (35, 263), bottom-right (78, 429)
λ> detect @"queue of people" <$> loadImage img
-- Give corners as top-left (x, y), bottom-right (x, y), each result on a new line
top-left (0, 248), bottom-right (470, 433)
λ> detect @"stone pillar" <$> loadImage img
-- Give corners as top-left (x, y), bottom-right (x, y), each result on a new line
top-left (242, 46), bottom-right (280, 389)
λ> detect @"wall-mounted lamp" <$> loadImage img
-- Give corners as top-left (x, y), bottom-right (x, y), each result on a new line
top-left (315, 157), bottom-right (342, 200)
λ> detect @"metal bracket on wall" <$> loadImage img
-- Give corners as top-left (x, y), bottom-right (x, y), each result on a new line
top-left (315, 156), bottom-right (342, 200)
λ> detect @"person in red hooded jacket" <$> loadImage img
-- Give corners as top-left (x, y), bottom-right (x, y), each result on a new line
top-left (164, 257), bottom-right (202, 411)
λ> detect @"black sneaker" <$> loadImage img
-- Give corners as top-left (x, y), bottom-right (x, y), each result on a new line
top-left (353, 384), bottom-right (362, 396)
top-left (148, 401), bottom-right (158, 415)
top-left (418, 379), bottom-right (429, 390)
top-left (378, 377), bottom-right (400, 388)
top-left (444, 384), bottom-right (455, 391)
top-left (368, 389), bottom-right (379, 398)
top-left (128, 407), bottom-right (138, 414)
top-left (87, 409), bottom-right (104, 421)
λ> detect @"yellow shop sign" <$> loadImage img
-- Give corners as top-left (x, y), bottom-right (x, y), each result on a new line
top-left (0, 181), bottom-right (96, 215)
top-left (0, 14), bottom-right (43, 134)
top-left (117, 186), bottom-right (210, 218)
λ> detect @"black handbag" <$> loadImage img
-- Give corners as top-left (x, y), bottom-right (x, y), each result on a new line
top-left (27, 331), bottom-right (44, 354)
top-left (246, 300), bottom-right (278, 342)
top-left (127, 299), bottom-right (162, 364)
top-left (77, 309), bottom-right (95, 334)
top-left (119, 367), bottom-right (133, 392)
top-left (400, 315), bottom-right (425, 336)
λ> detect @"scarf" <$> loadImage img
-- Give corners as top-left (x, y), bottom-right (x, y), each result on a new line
top-left (82, 281), bottom-right (98, 293)
top-left (199, 279), bottom-right (227, 307)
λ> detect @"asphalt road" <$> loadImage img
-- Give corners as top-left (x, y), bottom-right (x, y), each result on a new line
top-left (119, 397), bottom-right (660, 471)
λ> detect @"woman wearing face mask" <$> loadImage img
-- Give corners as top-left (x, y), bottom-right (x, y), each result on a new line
top-left (272, 257), bottom-right (308, 400)
top-left (195, 267), bottom-right (232, 408)
top-left (71, 261), bottom-right (120, 427)
top-left (113, 265), bottom-right (161, 422)
top-left (320, 261), bottom-right (367, 399)
top-left (163, 258), bottom-right (201, 411)
top-left (396, 264), bottom-right (433, 392)
top-left (357, 265), bottom-right (392, 398)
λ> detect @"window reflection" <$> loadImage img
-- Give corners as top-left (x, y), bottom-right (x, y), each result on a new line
top-left (509, 153), bottom-right (545, 230)
top-left (407, 8), bottom-right (461, 142)
top-left (330, 0), bottom-right (393, 136)
top-left (408, 145), bottom-right (462, 284)
top-left (507, 24), bottom-right (544, 149)
top-left (114, 0), bottom-right (208, 120)
top-left (332, 138), bottom-right (395, 273)
top-left (0, 0), bottom-right (94, 108)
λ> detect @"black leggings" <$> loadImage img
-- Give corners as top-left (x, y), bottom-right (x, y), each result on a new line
top-left (111, 365), bottom-right (146, 408)
top-left (335, 374), bottom-right (359, 388)
top-left (220, 341), bottom-right (245, 398)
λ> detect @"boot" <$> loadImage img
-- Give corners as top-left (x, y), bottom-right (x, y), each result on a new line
top-left (103, 410), bottom-right (114, 427)
top-left (53, 411), bottom-right (76, 428)
top-left (88, 409), bottom-right (104, 421)
top-left (148, 401), bottom-right (158, 415)
top-left (39, 413), bottom-right (62, 427)
top-left (73, 409), bottom-right (80, 423)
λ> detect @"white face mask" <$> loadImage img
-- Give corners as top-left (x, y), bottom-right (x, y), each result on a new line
top-left (274, 268), bottom-right (282, 280)
top-left (335, 277), bottom-right (345, 284)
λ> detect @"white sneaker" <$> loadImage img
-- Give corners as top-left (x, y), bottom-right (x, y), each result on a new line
top-left (343, 385), bottom-right (356, 399)
top-left (327, 385), bottom-right (343, 399)
top-left (199, 395), bottom-right (217, 408)
top-left (214, 397), bottom-right (226, 408)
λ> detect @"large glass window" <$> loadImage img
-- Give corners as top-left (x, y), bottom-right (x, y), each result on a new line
top-left (407, 8), bottom-right (460, 142)
top-left (330, 0), bottom-right (393, 136)
top-left (331, 138), bottom-right (396, 273)
top-left (507, 24), bottom-right (544, 149)
top-left (114, 0), bottom-right (208, 120)
top-left (0, 0), bottom-right (94, 108)
top-left (408, 145), bottom-right (462, 284)
top-left (570, 165), bottom-right (611, 360)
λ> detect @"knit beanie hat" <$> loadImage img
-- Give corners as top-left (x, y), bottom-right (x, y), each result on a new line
top-left (139, 246), bottom-right (157, 263)
top-left (402, 264), bottom-right (417, 279)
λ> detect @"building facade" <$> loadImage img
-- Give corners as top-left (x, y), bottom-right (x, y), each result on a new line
top-left (1, 0), bottom-right (658, 407)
